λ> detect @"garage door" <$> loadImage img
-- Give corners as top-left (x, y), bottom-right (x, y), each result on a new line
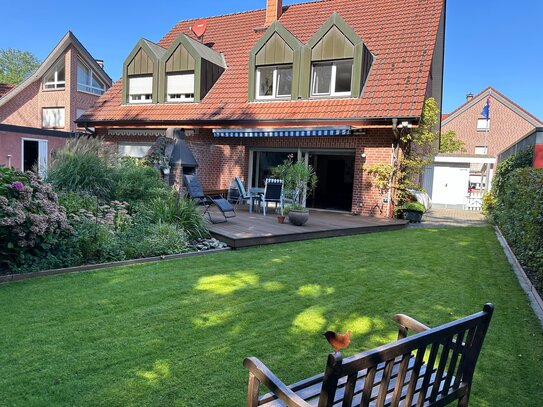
top-left (432, 166), bottom-right (469, 206)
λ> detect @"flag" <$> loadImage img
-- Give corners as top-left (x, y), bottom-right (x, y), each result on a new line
top-left (481, 97), bottom-right (490, 119)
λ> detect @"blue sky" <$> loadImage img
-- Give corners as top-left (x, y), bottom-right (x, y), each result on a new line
top-left (1, 0), bottom-right (542, 119)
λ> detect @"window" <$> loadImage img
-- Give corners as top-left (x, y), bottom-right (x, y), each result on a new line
top-left (475, 146), bottom-right (488, 155)
top-left (477, 118), bottom-right (490, 131)
top-left (311, 60), bottom-right (353, 97)
top-left (166, 72), bottom-right (195, 102)
top-left (77, 59), bottom-right (106, 95)
top-left (43, 59), bottom-right (65, 89)
top-left (42, 108), bottom-right (65, 129)
top-left (128, 76), bottom-right (153, 103)
top-left (256, 65), bottom-right (293, 99)
top-left (118, 143), bottom-right (153, 158)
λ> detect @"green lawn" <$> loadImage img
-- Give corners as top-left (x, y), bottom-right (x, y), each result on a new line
top-left (1, 227), bottom-right (542, 406)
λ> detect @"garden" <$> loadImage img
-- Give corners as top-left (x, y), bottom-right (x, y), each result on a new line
top-left (0, 227), bottom-right (542, 406)
top-left (0, 136), bottom-right (209, 275)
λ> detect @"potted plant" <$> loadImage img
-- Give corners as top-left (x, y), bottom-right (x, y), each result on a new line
top-left (272, 155), bottom-right (318, 226)
top-left (398, 201), bottom-right (426, 223)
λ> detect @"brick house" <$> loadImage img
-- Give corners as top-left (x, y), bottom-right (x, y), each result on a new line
top-left (0, 32), bottom-right (112, 175)
top-left (423, 87), bottom-right (543, 209)
top-left (79, 0), bottom-right (446, 216)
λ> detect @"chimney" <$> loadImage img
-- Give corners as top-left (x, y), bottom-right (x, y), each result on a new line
top-left (466, 93), bottom-right (474, 102)
top-left (265, 0), bottom-right (283, 26)
top-left (95, 59), bottom-right (104, 70)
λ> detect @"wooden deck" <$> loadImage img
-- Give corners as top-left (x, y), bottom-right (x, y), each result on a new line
top-left (207, 208), bottom-right (408, 248)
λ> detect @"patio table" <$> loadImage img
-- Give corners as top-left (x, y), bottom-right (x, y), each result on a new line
top-left (249, 187), bottom-right (264, 213)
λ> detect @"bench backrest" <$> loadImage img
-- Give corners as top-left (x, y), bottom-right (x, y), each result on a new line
top-left (318, 304), bottom-right (494, 407)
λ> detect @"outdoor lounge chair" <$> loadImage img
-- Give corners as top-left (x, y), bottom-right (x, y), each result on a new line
top-left (257, 178), bottom-right (283, 216)
top-left (183, 174), bottom-right (236, 224)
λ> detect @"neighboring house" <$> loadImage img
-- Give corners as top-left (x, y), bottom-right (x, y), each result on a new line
top-left (423, 87), bottom-right (543, 209)
top-left (79, 0), bottom-right (446, 216)
top-left (0, 32), bottom-right (112, 175)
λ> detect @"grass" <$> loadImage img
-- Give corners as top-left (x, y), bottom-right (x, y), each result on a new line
top-left (1, 226), bottom-right (542, 406)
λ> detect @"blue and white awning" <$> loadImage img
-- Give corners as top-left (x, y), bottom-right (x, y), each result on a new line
top-left (213, 126), bottom-right (351, 138)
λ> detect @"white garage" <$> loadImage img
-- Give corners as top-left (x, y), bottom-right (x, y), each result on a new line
top-left (423, 154), bottom-right (496, 209)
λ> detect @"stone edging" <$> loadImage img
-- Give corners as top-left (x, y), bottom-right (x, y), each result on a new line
top-left (0, 247), bottom-right (231, 284)
top-left (494, 226), bottom-right (543, 328)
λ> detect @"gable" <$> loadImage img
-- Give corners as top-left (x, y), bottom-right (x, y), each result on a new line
top-left (165, 43), bottom-right (196, 72)
top-left (255, 33), bottom-right (294, 66)
top-left (127, 49), bottom-right (155, 75)
top-left (311, 26), bottom-right (354, 61)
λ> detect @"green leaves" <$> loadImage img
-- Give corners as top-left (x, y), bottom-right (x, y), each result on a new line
top-left (0, 48), bottom-right (40, 84)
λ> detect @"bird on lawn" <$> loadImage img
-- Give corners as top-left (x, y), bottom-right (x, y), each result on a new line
top-left (323, 330), bottom-right (351, 352)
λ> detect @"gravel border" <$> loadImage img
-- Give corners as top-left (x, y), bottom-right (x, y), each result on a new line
top-left (0, 247), bottom-right (231, 284)
top-left (495, 226), bottom-right (543, 328)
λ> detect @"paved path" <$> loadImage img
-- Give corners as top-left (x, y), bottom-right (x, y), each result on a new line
top-left (409, 208), bottom-right (487, 228)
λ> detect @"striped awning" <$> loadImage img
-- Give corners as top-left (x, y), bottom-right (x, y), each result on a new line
top-left (213, 127), bottom-right (351, 138)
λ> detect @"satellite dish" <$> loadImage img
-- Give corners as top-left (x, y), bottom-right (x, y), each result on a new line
top-left (191, 19), bottom-right (207, 38)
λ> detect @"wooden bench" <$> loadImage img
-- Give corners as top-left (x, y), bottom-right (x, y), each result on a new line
top-left (244, 304), bottom-right (494, 407)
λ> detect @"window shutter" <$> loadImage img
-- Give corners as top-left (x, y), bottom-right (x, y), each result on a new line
top-left (42, 108), bottom-right (65, 128)
top-left (129, 76), bottom-right (153, 95)
top-left (167, 73), bottom-right (195, 94)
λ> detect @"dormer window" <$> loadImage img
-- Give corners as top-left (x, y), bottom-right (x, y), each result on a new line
top-left (311, 59), bottom-right (353, 97)
top-left (166, 72), bottom-right (195, 102)
top-left (256, 65), bottom-right (292, 99)
top-left (128, 76), bottom-right (153, 103)
top-left (77, 59), bottom-right (106, 95)
top-left (43, 58), bottom-right (65, 89)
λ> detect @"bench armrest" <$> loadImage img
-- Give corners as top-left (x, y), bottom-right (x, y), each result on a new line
top-left (393, 314), bottom-right (430, 339)
top-left (243, 357), bottom-right (311, 407)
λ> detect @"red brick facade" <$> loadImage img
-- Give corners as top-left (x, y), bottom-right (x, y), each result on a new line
top-left (442, 88), bottom-right (542, 156)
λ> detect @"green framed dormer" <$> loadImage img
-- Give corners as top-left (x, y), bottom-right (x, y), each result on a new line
top-left (248, 21), bottom-right (303, 101)
top-left (158, 34), bottom-right (226, 103)
top-left (300, 13), bottom-right (373, 99)
top-left (122, 39), bottom-right (166, 104)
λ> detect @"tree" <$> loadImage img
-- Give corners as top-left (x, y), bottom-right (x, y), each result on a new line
top-left (0, 48), bottom-right (40, 84)
top-left (439, 130), bottom-right (466, 153)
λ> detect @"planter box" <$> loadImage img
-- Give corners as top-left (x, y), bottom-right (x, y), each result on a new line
top-left (288, 210), bottom-right (309, 226)
top-left (403, 210), bottom-right (423, 223)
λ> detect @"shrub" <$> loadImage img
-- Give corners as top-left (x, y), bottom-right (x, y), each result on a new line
top-left (113, 158), bottom-right (168, 205)
top-left (492, 146), bottom-right (533, 197)
top-left (137, 192), bottom-right (208, 240)
top-left (47, 136), bottom-right (117, 200)
top-left (481, 192), bottom-right (494, 219)
top-left (58, 191), bottom-right (98, 217)
top-left (493, 167), bottom-right (543, 290)
top-left (119, 220), bottom-right (188, 259)
top-left (71, 217), bottom-right (124, 264)
top-left (0, 167), bottom-right (73, 270)
top-left (400, 202), bottom-right (426, 213)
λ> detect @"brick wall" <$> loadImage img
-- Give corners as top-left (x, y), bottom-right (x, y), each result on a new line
top-left (0, 131), bottom-right (68, 169)
top-left (443, 96), bottom-right (536, 156)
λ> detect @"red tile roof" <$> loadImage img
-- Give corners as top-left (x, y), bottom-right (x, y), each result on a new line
top-left (82, 0), bottom-right (444, 126)
top-left (0, 83), bottom-right (16, 98)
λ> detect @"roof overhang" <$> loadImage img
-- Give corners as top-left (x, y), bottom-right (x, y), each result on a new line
top-left (434, 154), bottom-right (496, 165)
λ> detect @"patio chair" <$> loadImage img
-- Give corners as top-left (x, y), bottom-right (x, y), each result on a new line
top-left (233, 176), bottom-right (261, 212)
top-left (183, 174), bottom-right (236, 224)
top-left (257, 178), bottom-right (284, 216)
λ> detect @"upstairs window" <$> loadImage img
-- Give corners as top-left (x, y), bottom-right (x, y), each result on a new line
top-left (42, 107), bottom-right (65, 129)
top-left (477, 118), bottom-right (490, 131)
top-left (77, 59), bottom-right (106, 95)
top-left (128, 76), bottom-right (153, 103)
top-left (166, 72), bottom-right (194, 102)
top-left (311, 59), bottom-right (353, 97)
top-left (43, 59), bottom-right (65, 90)
top-left (256, 65), bottom-right (293, 100)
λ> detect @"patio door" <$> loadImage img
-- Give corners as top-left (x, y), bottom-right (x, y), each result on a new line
top-left (22, 139), bottom-right (48, 177)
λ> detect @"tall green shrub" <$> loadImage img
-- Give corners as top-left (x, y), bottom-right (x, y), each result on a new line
top-left (493, 167), bottom-right (543, 289)
top-left (492, 147), bottom-right (534, 197)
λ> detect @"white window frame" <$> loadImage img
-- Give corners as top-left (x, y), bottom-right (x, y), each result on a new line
top-left (42, 107), bottom-right (65, 129)
top-left (43, 59), bottom-right (65, 90)
top-left (311, 60), bottom-right (353, 98)
top-left (475, 146), bottom-right (488, 155)
top-left (477, 118), bottom-right (490, 131)
top-left (118, 143), bottom-right (154, 158)
top-left (166, 72), bottom-right (195, 103)
top-left (256, 65), bottom-right (293, 100)
top-left (77, 59), bottom-right (106, 95)
top-left (128, 76), bottom-right (153, 104)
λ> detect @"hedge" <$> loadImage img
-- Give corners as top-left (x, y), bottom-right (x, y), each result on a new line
top-left (492, 167), bottom-right (543, 291)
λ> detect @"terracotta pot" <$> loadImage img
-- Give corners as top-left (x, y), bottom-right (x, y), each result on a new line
top-left (277, 215), bottom-right (286, 224)
top-left (288, 210), bottom-right (309, 226)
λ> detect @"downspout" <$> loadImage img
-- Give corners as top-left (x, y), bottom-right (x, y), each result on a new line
top-left (389, 119), bottom-right (401, 218)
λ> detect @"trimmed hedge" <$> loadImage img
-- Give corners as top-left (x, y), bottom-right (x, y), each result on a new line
top-left (493, 167), bottom-right (543, 290)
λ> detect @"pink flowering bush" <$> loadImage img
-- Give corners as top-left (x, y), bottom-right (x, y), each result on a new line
top-left (0, 167), bottom-right (73, 270)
